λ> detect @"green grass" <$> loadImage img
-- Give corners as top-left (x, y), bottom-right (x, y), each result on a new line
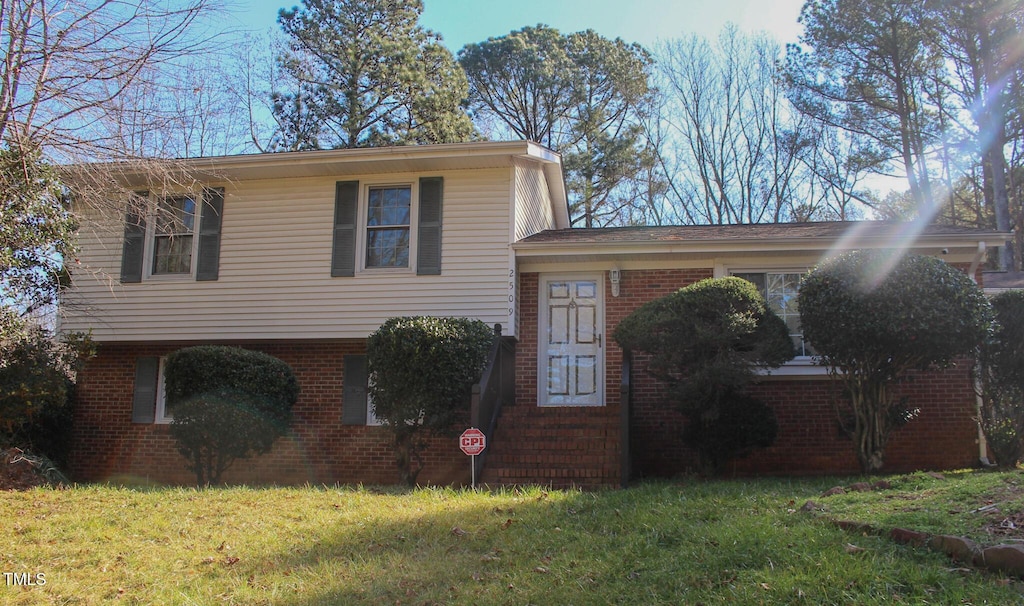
top-left (1, 472), bottom-right (1022, 605)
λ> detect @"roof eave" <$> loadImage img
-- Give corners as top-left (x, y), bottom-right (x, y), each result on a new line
top-left (513, 231), bottom-right (1010, 257)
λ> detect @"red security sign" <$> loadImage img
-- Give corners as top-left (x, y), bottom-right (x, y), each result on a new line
top-left (459, 428), bottom-right (486, 456)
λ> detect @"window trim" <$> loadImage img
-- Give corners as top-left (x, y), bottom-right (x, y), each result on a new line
top-left (356, 180), bottom-right (419, 274)
top-left (141, 192), bottom-right (203, 281)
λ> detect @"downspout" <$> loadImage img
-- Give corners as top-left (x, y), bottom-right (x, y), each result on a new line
top-left (969, 241), bottom-right (994, 467)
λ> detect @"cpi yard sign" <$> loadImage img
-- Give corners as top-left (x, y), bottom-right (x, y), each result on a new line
top-left (460, 427), bottom-right (486, 487)
top-left (460, 427), bottom-right (486, 456)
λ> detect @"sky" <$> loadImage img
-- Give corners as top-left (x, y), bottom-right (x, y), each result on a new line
top-left (228, 0), bottom-right (807, 51)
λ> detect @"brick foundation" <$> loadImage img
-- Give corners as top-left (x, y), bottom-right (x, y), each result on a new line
top-left (71, 341), bottom-right (468, 486)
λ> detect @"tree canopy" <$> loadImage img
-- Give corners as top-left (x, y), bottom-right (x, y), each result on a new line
top-left (272, 0), bottom-right (475, 149)
top-left (787, 0), bottom-right (1024, 267)
top-left (0, 144), bottom-right (75, 338)
top-left (460, 25), bottom-right (655, 227)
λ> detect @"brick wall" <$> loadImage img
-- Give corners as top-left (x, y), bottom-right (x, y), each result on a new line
top-left (71, 341), bottom-right (469, 486)
top-left (508, 268), bottom-right (982, 485)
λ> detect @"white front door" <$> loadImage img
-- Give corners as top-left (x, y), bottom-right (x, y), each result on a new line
top-left (540, 275), bottom-right (603, 406)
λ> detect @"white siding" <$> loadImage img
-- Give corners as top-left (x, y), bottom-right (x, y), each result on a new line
top-left (513, 161), bottom-right (557, 241)
top-left (63, 168), bottom-right (516, 341)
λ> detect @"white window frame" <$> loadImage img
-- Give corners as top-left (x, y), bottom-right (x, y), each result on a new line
top-left (727, 267), bottom-right (828, 377)
top-left (366, 376), bottom-right (382, 426)
top-left (143, 192), bottom-right (202, 281)
top-left (356, 181), bottom-right (418, 274)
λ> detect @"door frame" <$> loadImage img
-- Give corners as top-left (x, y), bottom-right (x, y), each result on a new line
top-left (537, 272), bottom-right (605, 407)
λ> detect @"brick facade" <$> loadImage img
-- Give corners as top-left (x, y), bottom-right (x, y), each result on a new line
top-left (498, 268), bottom-right (982, 486)
top-left (72, 267), bottom-right (985, 488)
top-left (71, 341), bottom-right (469, 486)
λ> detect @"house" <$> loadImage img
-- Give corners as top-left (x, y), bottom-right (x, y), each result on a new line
top-left (62, 141), bottom-right (1008, 487)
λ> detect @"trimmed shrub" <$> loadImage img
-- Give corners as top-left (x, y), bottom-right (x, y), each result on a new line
top-left (170, 390), bottom-right (283, 485)
top-left (164, 345), bottom-right (298, 428)
top-left (798, 251), bottom-right (991, 473)
top-left (614, 277), bottom-right (794, 473)
top-left (165, 346), bottom-right (298, 485)
top-left (682, 393), bottom-right (779, 474)
top-left (978, 290), bottom-right (1024, 468)
top-left (367, 316), bottom-right (494, 485)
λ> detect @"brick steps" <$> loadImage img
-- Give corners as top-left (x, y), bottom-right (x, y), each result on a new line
top-left (480, 404), bottom-right (622, 488)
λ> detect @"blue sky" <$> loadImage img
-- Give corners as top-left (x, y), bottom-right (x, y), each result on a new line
top-left (228, 0), bottom-right (807, 50)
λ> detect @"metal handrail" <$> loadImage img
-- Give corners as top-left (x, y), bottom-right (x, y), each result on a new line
top-left (470, 324), bottom-right (515, 480)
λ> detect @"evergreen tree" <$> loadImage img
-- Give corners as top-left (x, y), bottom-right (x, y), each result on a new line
top-left (460, 25), bottom-right (656, 227)
top-left (273, 0), bottom-right (475, 150)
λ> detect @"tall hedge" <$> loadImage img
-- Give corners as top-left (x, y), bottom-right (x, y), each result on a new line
top-left (798, 251), bottom-right (991, 473)
top-left (367, 316), bottom-right (494, 485)
top-left (164, 346), bottom-right (299, 485)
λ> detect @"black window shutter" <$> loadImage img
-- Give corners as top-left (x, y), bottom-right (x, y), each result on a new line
top-left (119, 190), bottom-right (149, 283)
top-left (331, 181), bottom-right (359, 277)
top-left (417, 177), bottom-right (443, 276)
top-left (342, 354), bottom-right (368, 425)
top-left (131, 357), bottom-right (160, 423)
top-left (196, 187), bottom-right (224, 281)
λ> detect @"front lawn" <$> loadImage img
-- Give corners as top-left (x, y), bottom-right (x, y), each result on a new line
top-left (1, 471), bottom-right (1022, 604)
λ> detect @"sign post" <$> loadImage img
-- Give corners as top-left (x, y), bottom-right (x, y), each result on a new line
top-left (459, 427), bottom-right (486, 489)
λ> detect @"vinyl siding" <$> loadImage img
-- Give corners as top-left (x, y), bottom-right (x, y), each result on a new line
top-left (63, 168), bottom-right (516, 341)
top-left (513, 160), bottom-right (557, 241)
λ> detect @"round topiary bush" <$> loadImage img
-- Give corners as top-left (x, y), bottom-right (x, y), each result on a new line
top-left (164, 345), bottom-right (298, 428)
top-left (164, 346), bottom-right (299, 485)
top-left (614, 277), bottom-right (794, 473)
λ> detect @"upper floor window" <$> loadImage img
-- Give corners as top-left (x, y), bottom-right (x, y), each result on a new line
top-left (330, 177), bottom-right (443, 278)
top-left (152, 195), bottom-right (197, 275)
top-left (365, 186), bottom-right (411, 269)
top-left (119, 187), bottom-right (224, 284)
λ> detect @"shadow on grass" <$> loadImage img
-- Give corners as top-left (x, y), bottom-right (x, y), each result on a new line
top-left (186, 479), bottom-right (1024, 606)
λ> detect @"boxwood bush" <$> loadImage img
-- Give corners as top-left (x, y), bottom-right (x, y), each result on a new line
top-left (164, 346), bottom-right (299, 485)
top-left (367, 316), bottom-right (494, 485)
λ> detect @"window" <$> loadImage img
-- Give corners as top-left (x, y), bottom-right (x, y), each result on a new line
top-left (154, 357), bottom-right (174, 423)
top-left (734, 271), bottom-right (814, 357)
top-left (330, 177), bottom-right (443, 277)
top-left (365, 186), bottom-right (411, 268)
top-left (120, 187), bottom-right (224, 283)
top-left (152, 195), bottom-right (196, 274)
top-left (366, 381), bottom-right (382, 426)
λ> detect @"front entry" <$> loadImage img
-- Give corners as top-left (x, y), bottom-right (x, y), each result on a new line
top-left (539, 275), bottom-right (604, 406)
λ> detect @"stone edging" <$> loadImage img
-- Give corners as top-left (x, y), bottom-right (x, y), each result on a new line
top-left (800, 480), bottom-right (1024, 578)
